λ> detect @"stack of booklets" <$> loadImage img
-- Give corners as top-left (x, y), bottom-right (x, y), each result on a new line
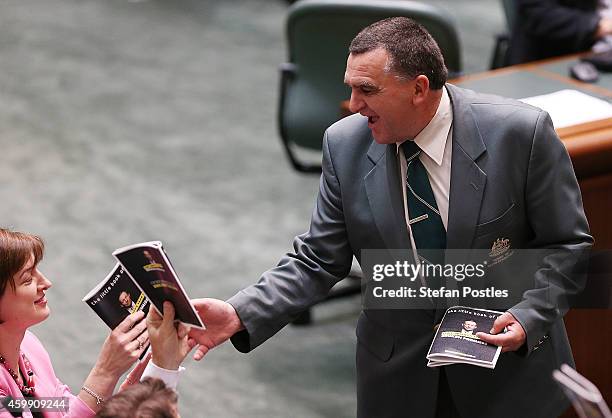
top-left (426, 306), bottom-right (503, 369)
top-left (83, 241), bottom-right (205, 341)
top-left (553, 364), bottom-right (612, 418)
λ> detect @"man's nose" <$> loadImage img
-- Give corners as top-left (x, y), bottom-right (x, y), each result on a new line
top-left (348, 90), bottom-right (364, 114)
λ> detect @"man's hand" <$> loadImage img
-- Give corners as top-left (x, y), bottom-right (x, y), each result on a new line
top-left (147, 302), bottom-right (197, 370)
top-left (188, 298), bottom-right (244, 361)
top-left (476, 312), bottom-right (526, 353)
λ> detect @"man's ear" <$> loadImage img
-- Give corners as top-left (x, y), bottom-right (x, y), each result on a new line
top-left (412, 75), bottom-right (430, 104)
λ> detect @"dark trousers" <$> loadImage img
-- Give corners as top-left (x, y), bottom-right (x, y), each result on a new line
top-left (435, 368), bottom-right (461, 418)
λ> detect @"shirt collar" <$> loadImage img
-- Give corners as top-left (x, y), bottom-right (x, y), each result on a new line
top-left (396, 86), bottom-right (452, 166)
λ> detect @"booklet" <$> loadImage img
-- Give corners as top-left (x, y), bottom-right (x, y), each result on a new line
top-left (83, 263), bottom-right (151, 328)
top-left (112, 241), bottom-right (205, 329)
top-left (426, 306), bottom-right (503, 369)
top-left (553, 364), bottom-right (612, 418)
top-left (82, 263), bottom-right (152, 359)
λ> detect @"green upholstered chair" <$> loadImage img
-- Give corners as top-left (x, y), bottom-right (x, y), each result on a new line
top-left (278, 0), bottom-right (462, 173)
top-left (490, 0), bottom-right (517, 69)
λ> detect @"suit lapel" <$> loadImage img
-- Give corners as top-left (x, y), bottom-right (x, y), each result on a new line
top-left (446, 85), bottom-right (487, 249)
top-left (364, 140), bottom-right (411, 250)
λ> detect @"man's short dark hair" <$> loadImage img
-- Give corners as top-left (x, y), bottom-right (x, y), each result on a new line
top-left (95, 378), bottom-right (178, 418)
top-left (349, 17), bottom-right (448, 89)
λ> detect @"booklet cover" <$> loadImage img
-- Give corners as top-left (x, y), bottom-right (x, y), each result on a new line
top-left (112, 241), bottom-right (205, 329)
top-left (82, 263), bottom-right (151, 359)
top-left (553, 364), bottom-right (612, 418)
top-left (427, 306), bottom-right (503, 369)
top-left (83, 263), bottom-right (151, 329)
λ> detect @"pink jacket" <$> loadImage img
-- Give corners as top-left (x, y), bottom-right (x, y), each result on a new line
top-left (0, 331), bottom-right (94, 418)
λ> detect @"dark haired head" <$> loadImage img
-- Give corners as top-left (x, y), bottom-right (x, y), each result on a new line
top-left (95, 378), bottom-right (179, 418)
top-left (349, 17), bottom-right (447, 89)
top-left (0, 228), bottom-right (44, 297)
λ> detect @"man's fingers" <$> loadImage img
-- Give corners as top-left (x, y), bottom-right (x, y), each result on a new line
top-left (490, 313), bottom-right (511, 334)
top-left (476, 331), bottom-right (508, 347)
top-left (508, 319), bottom-right (527, 338)
top-left (191, 298), bottom-right (211, 316)
top-left (187, 338), bottom-right (197, 350)
top-left (477, 330), bottom-right (521, 352)
top-left (193, 345), bottom-right (209, 361)
top-left (188, 328), bottom-right (209, 346)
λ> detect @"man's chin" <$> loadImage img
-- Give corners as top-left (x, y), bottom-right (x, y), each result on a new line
top-left (372, 134), bottom-right (398, 145)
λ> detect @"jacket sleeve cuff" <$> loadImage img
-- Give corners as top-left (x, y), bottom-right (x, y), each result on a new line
top-left (226, 292), bottom-right (256, 353)
top-left (226, 291), bottom-right (286, 353)
top-left (508, 305), bottom-right (550, 356)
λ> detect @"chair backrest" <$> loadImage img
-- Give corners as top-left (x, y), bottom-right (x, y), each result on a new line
top-left (501, 0), bottom-right (516, 32)
top-left (278, 0), bottom-right (461, 171)
top-left (489, 0), bottom-right (516, 69)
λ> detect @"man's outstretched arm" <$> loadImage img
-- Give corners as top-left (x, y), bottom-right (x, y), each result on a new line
top-left (188, 130), bottom-right (355, 357)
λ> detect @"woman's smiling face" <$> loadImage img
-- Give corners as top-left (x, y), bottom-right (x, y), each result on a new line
top-left (0, 254), bottom-right (52, 330)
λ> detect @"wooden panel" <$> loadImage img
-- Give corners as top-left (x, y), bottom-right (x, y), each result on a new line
top-left (560, 174), bottom-right (612, 417)
top-left (579, 174), bottom-right (612, 249)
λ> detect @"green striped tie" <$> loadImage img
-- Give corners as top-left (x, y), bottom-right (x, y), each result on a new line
top-left (402, 140), bottom-right (446, 261)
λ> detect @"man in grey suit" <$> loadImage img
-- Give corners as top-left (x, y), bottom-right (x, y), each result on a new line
top-left (188, 18), bottom-right (592, 418)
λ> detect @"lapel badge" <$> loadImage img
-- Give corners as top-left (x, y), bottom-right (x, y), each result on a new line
top-left (488, 238), bottom-right (513, 266)
top-left (489, 238), bottom-right (510, 258)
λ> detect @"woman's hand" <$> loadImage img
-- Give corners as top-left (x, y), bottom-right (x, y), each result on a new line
top-left (147, 302), bottom-right (196, 370)
top-left (94, 310), bottom-right (149, 378)
top-left (79, 311), bottom-right (149, 411)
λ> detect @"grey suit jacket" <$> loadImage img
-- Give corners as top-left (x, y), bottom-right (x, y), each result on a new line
top-left (228, 84), bottom-right (593, 418)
